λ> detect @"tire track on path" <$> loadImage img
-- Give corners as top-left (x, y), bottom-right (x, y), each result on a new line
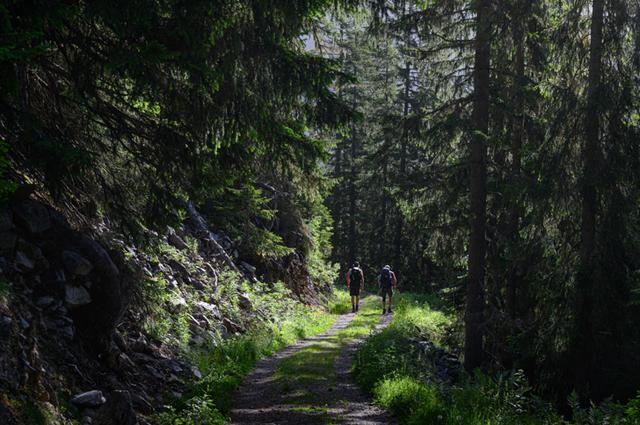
top-left (230, 303), bottom-right (396, 425)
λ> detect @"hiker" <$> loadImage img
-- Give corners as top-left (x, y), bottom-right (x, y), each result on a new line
top-left (346, 262), bottom-right (364, 313)
top-left (378, 265), bottom-right (397, 314)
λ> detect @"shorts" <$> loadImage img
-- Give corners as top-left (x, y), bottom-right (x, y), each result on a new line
top-left (380, 286), bottom-right (393, 299)
top-left (349, 285), bottom-right (361, 296)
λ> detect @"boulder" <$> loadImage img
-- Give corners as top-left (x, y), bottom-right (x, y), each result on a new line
top-left (15, 239), bottom-right (48, 272)
top-left (36, 297), bottom-right (55, 308)
top-left (71, 390), bottom-right (107, 408)
top-left (63, 250), bottom-right (93, 276)
top-left (12, 200), bottom-right (51, 234)
top-left (167, 230), bottom-right (188, 251)
top-left (65, 284), bottom-right (92, 308)
top-left (14, 250), bottom-right (35, 272)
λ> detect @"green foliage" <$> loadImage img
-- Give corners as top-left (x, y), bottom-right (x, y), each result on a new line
top-left (156, 396), bottom-right (227, 425)
top-left (374, 376), bottom-right (444, 424)
top-left (2, 0), bottom-right (357, 233)
top-left (328, 288), bottom-right (352, 314)
top-left (155, 284), bottom-right (339, 423)
top-left (140, 275), bottom-right (191, 347)
top-left (354, 293), bottom-right (563, 425)
top-left (306, 203), bottom-right (339, 288)
top-left (0, 279), bottom-right (11, 306)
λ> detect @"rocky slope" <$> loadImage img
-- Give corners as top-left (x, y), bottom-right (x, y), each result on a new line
top-left (0, 193), bottom-right (328, 425)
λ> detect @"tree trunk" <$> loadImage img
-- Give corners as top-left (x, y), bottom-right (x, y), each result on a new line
top-left (507, 1), bottom-right (526, 320)
top-left (393, 60), bottom-right (410, 270)
top-left (575, 0), bottom-right (604, 399)
top-left (464, 0), bottom-right (491, 372)
top-left (348, 127), bottom-right (357, 265)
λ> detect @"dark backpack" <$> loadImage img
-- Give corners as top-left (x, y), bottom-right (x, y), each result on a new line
top-left (380, 268), bottom-right (392, 287)
top-left (350, 267), bottom-right (362, 284)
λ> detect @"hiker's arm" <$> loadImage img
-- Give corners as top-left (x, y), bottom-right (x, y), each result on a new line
top-left (346, 270), bottom-right (350, 287)
top-left (392, 272), bottom-right (398, 287)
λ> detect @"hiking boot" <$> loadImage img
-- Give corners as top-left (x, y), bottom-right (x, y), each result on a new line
top-left (382, 308), bottom-right (387, 315)
top-left (352, 306), bottom-right (356, 313)
top-left (356, 304), bottom-right (359, 312)
top-left (387, 307), bottom-right (393, 314)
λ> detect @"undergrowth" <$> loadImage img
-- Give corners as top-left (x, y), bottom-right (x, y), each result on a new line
top-left (154, 289), bottom-right (349, 425)
top-left (353, 293), bottom-right (640, 425)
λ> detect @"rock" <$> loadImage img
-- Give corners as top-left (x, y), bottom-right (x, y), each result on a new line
top-left (187, 277), bottom-right (204, 291)
top-left (238, 292), bottom-right (252, 310)
top-left (82, 408), bottom-right (97, 419)
top-left (219, 323), bottom-right (229, 337)
top-left (169, 296), bottom-right (187, 310)
top-left (36, 296), bottom-right (55, 308)
top-left (167, 230), bottom-right (188, 251)
top-left (196, 301), bottom-right (220, 316)
top-left (145, 365), bottom-right (164, 380)
top-left (19, 318), bottom-right (30, 329)
top-left (190, 334), bottom-right (205, 346)
top-left (222, 317), bottom-right (241, 333)
top-left (168, 258), bottom-right (188, 275)
top-left (130, 334), bottom-right (150, 353)
top-left (65, 284), bottom-right (92, 307)
top-left (54, 269), bottom-right (67, 283)
top-left (240, 261), bottom-right (256, 274)
top-left (14, 250), bottom-right (35, 272)
top-left (61, 326), bottom-right (74, 340)
top-left (117, 352), bottom-right (136, 369)
top-left (78, 237), bottom-right (119, 278)
top-left (93, 391), bottom-right (138, 425)
top-left (191, 366), bottom-right (203, 379)
top-left (130, 393), bottom-right (154, 415)
top-left (113, 330), bottom-right (128, 352)
top-left (0, 256), bottom-right (8, 273)
top-left (63, 251), bottom-right (93, 276)
top-left (12, 200), bottom-right (51, 234)
top-left (71, 390), bottom-right (107, 408)
top-left (164, 359), bottom-right (183, 373)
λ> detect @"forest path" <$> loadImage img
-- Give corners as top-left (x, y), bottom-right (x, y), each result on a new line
top-left (230, 296), bottom-right (396, 424)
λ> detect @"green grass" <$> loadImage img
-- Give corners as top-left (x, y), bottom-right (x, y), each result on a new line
top-left (155, 297), bottom-right (340, 425)
top-left (275, 295), bottom-right (381, 407)
top-left (353, 293), bottom-right (567, 425)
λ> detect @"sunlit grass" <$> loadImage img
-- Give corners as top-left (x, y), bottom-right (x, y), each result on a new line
top-left (275, 295), bottom-right (381, 403)
top-left (156, 302), bottom-right (339, 425)
top-left (353, 293), bottom-right (568, 425)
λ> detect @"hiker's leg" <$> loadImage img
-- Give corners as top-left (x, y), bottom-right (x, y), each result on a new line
top-left (388, 293), bottom-right (393, 311)
top-left (355, 295), bottom-right (359, 311)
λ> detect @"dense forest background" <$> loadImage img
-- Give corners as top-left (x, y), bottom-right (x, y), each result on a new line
top-left (1, 0), bottom-right (640, 423)
top-left (324, 0), bottom-right (640, 407)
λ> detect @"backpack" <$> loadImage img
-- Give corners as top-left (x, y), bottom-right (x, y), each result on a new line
top-left (350, 267), bottom-right (362, 284)
top-left (380, 268), bottom-right (392, 287)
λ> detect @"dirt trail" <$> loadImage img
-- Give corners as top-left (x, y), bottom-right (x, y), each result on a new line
top-left (230, 308), bottom-right (396, 425)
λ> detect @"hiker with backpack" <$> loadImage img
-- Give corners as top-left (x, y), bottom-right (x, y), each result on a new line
top-left (346, 262), bottom-right (364, 313)
top-left (378, 265), bottom-right (397, 314)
